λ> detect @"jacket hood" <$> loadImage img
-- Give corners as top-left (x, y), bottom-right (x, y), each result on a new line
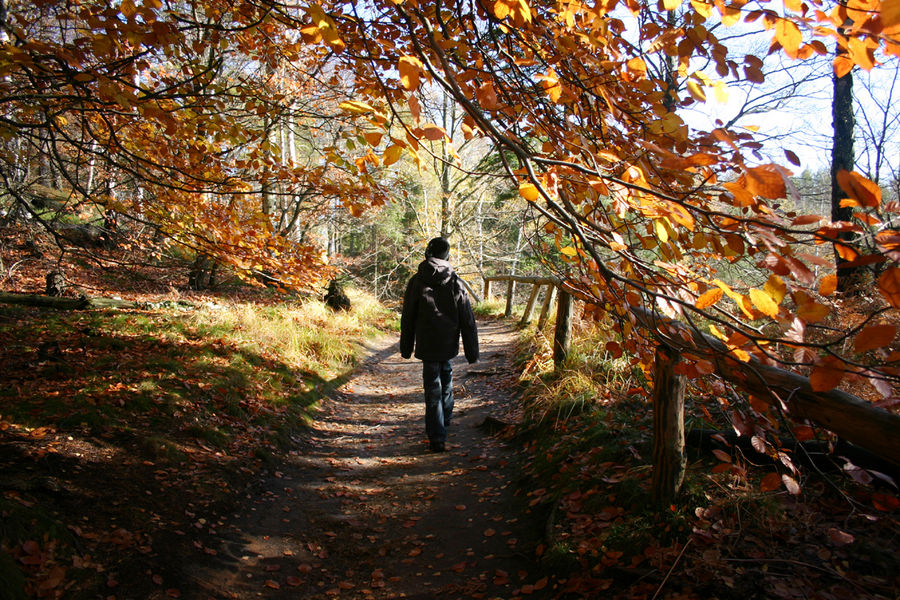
top-left (418, 257), bottom-right (454, 286)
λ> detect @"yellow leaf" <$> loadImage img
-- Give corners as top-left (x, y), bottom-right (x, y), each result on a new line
top-left (696, 288), bottom-right (723, 309)
top-left (654, 219), bottom-right (669, 244)
top-left (518, 182), bottom-right (540, 201)
top-left (542, 68), bottom-right (562, 102)
top-left (709, 324), bottom-right (728, 341)
top-left (339, 101), bottom-right (375, 114)
top-left (686, 79), bottom-right (706, 102)
top-left (383, 144), bottom-right (404, 166)
top-left (662, 0), bottom-right (682, 10)
top-left (764, 274), bottom-right (787, 304)
top-left (729, 347), bottom-right (751, 362)
top-left (749, 288), bottom-right (779, 318)
top-left (559, 246), bottom-right (578, 257)
top-left (691, 0), bottom-right (713, 17)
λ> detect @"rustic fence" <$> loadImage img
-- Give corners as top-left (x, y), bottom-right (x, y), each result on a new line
top-left (482, 274), bottom-right (900, 506)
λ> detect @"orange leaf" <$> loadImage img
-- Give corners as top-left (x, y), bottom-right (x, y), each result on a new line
top-left (809, 361), bottom-right (843, 392)
top-left (872, 492), bottom-right (900, 511)
top-left (760, 472), bottom-right (782, 492)
top-left (793, 425), bottom-right (815, 441)
top-left (744, 165), bottom-right (786, 199)
top-left (837, 170), bottom-right (882, 208)
top-left (398, 56), bottom-right (423, 90)
top-left (854, 324), bottom-right (898, 353)
top-left (421, 123), bottom-right (447, 141)
top-left (484, 528), bottom-right (497, 537)
top-left (883, 0), bottom-right (900, 33)
top-left (797, 301), bottom-right (829, 323)
top-left (776, 19), bottom-right (802, 58)
top-left (878, 267), bottom-right (900, 309)
top-left (819, 274), bottom-right (838, 296)
top-left (476, 82), bottom-right (498, 110)
top-left (695, 288), bottom-right (722, 310)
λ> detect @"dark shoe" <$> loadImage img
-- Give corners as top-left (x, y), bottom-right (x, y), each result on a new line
top-left (430, 440), bottom-right (446, 452)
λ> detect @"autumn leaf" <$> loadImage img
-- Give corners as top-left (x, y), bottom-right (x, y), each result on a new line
top-left (382, 144), bottom-right (404, 166)
top-left (339, 100), bottom-right (376, 114)
top-left (749, 288), bottom-right (779, 318)
top-left (819, 274), bottom-right (838, 296)
top-left (775, 19), bottom-right (803, 58)
top-left (398, 56), bottom-right (424, 90)
top-left (854, 324), bottom-right (898, 353)
top-left (744, 165), bottom-right (786, 199)
top-left (476, 82), bottom-right (499, 110)
top-left (696, 288), bottom-right (723, 309)
top-left (878, 267), bottom-right (900, 309)
top-left (781, 474), bottom-right (801, 495)
top-left (760, 472), bottom-right (782, 492)
top-left (421, 123), bottom-right (447, 141)
top-left (518, 182), bottom-right (540, 201)
top-left (837, 170), bottom-right (882, 208)
top-left (810, 361), bottom-right (844, 392)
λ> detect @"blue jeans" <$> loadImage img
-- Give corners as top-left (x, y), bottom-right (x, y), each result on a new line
top-left (422, 360), bottom-right (453, 443)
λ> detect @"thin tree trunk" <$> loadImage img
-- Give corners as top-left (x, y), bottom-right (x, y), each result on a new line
top-left (832, 33), bottom-right (859, 292)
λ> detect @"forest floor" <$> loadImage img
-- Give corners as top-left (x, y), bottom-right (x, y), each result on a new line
top-left (176, 320), bottom-right (547, 600)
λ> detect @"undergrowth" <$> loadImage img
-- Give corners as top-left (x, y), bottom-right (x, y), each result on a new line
top-left (513, 317), bottom-right (900, 599)
top-left (0, 287), bottom-right (392, 599)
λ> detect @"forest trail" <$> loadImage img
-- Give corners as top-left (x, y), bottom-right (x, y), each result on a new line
top-left (181, 319), bottom-right (545, 599)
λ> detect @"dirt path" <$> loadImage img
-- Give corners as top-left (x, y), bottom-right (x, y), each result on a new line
top-left (180, 319), bottom-right (546, 599)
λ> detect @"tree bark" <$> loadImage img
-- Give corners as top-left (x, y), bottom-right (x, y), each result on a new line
top-left (832, 35), bottom-right (860, 292)
top-left (553, 291), bottom-right (573, 369)
top-left (651, 345), bottom-right (687, 507)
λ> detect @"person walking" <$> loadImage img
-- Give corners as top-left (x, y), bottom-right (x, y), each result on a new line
top-left (400, 237), bottom-right (479, 452)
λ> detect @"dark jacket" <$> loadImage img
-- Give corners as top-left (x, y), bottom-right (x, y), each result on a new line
top-left (400, 257), bottom-right (479, 363)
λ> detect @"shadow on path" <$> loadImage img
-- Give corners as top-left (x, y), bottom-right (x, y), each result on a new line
top-left (182, 320), bottom-right (546, 599)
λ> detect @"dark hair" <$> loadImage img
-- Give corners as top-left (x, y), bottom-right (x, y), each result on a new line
top-left (425, 237), bottom-right (450, 260)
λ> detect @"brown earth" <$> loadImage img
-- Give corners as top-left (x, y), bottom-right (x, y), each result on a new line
top-left (150, 320), bottom-right (549, 599)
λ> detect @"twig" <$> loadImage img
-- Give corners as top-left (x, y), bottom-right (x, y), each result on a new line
top-left (723, 557), bottom-right (870, 593)
top-left (650, 538), bottom-right (692, 600)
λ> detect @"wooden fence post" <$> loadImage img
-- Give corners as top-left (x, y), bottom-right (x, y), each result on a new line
top-left (518, 283), bottom-right (542, 328)
top-left (651, 344), bottom-right (686, 507)
top-left (484, 278), bottom-right (492, 301)
top-left (537, 285), bottom-right (556, 330)
top-left (553, 290), bottom-right (573, 369)
top-left (504, 279), bottom-right (515, 317)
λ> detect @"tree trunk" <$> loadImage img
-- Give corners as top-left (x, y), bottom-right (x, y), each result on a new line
top-left (832, 35), bottom-right (860, 292)
top-left (651, 345), bottom-right (687, 507)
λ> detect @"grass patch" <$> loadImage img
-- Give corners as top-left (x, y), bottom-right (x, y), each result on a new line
top-left (0, 287), bottom-right (392, 598)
